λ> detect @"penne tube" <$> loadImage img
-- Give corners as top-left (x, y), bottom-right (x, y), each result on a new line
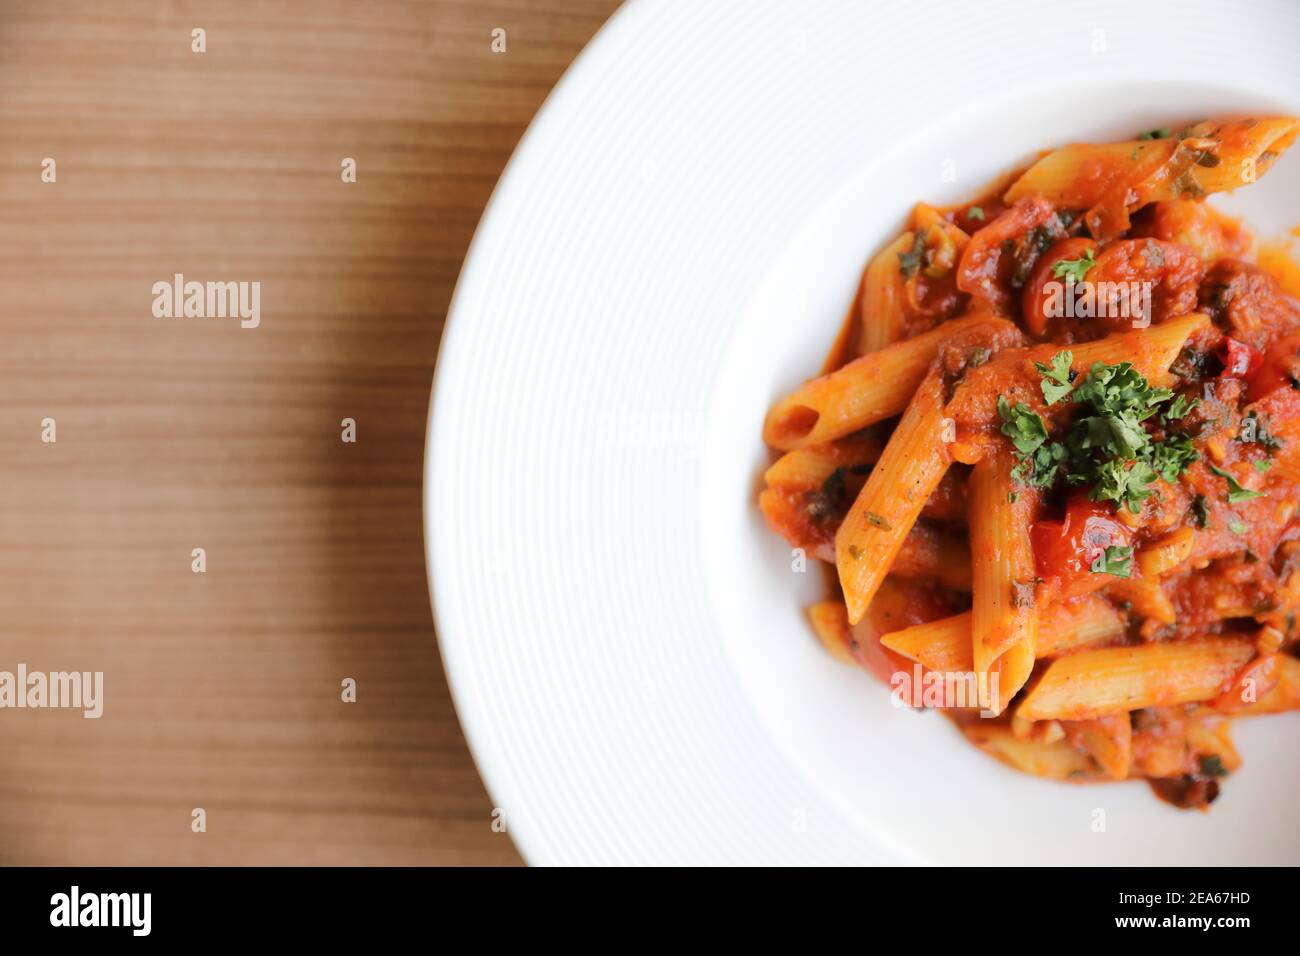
top-left (1004, 140), bottom-right (1177, 209)
top-left (857, 232), bottom-right (913, 354)
top-left (1004, 118), bottom-right (1300, 210)
top-left (835, 366), bottom-right (951, 625)
top-left (882, 592), bottom-right (1124, 670)
top-left (1033, 594), bottom-right (1127, 657)
top-left (762, 435), bottom-right (883, 489)
top-left (1017, 638), bottom-right (1256, 721)
top-left (880, 611), bottom-right (972, 672)
top-left (968, 445), bottom-right (1037, 714)
top-left (1022, 312), bottom-right (1210, 388)
top-left (764, 313), bottom-right (1011, 450)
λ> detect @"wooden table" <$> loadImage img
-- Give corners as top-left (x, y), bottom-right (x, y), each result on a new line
top-left (0, 0), bottom-right (619, 865)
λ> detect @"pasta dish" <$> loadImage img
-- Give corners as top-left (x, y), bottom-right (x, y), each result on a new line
top-left (760, 117), bottom-right (1300, 808)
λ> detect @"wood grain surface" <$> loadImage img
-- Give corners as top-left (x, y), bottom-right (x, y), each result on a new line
top-left (0, 0), bottom-right (619, 865)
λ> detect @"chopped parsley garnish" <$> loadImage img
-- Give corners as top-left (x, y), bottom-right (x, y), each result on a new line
top-left (1229, 520), bottom-right (1248, 535)
top-left (1208, 463), bottom-right (1263, 503)
top-left (1255, 459), bottom-right (1274, 474)
top-left (898, 230), bottom-right (927, 279)
top-left (1161, 393), bottom-right (1199, 422)
top-left (1092, 544), bottom-right (1134, 577)
top-left (1089, 458), bottom-right (1158, 513)
top-left (1137, 127), bottom-right (1172, 140)
top-left (1004, 354), bottom-right (1200, 512)
top-left (1051, 248), bottom-right (1096, 283)
top-left (967, 206), bottom-right (985, 221)
top-left (1034, 350), bottom-right (1075, 405)
top-left (997, 397), bottom-right (1049, 455)
top-left (1150, 435), bottom-right (1198, 483)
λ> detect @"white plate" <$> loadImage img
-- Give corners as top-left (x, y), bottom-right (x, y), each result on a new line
top-left (427, 0), bottom-right (1300, 865)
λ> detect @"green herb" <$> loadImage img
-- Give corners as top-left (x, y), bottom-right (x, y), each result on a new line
top-left (997, 397), bottom-right (1049, 455)
top-left (1092, 544), bottom-right (1134, 577)
top-left (898, 230), bottom-right (927, 279)
top-left (968, 347), bottom-right (991, 367)
top-left (1208, 463), bottom-right (1263, 503)
top-left (1198, 754), bottom-right (1228, 778)
top-left (1191, 495), bottom-right (1210, 528)
top-left (1137, 127), bottom-right (1172, 141)
top-left (1162, 393), bottom-right (1199, 422)
top-left (1051, 248), bottom-right (1096, 284)
top-left (1071, 362), bottom-right (1173, 423)
top-left (1254, 459), bottom-right (1274, 474)
top-left (967, 206), bottom-right (984, 221)
top-left (1089, 458), bottom-right (1158, 513)
top-left (1034, 350), bottom-right (1075, 405)
top-left (1008, 358), bottom-right (1196, 506)
top-left (1007, 492), bottom-right (1019, 504)
top-left (1150, 435), bottom-right (1199, 483)
top-left (1229, 520), bottom-right (1247, 535)
top-left (1014, 441), bottom-right (1070, 489)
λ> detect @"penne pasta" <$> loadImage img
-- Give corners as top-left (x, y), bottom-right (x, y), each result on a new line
top-left (968, 446), bottom-right (1037, 714)
top-left (761, 117), bottom-right (1300, 808)
top-left (1004, 118), bottom-right (1300, 229)
top-left (1022, 312), bottom-right (1210, 388)
top-left (762, 435), bottom-right (883, 489)
top-left (1017, 639), bottom-right (1255, 722)
top-left (882, 593), bottom-right (1125, 670)
top-left (857, 232), bottom-right (913, 354)
top-left (1033, 595), bottom-right (1127, 658)
top-left (880, 611), bottom-right (972, 672)
top-left (835, 365), bottom-right (952, 625)
top-left (764, 313), bottom-right (1016, 450)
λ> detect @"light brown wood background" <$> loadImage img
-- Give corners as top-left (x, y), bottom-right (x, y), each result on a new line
top-left (0, 0), bottom-right (619, 865)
